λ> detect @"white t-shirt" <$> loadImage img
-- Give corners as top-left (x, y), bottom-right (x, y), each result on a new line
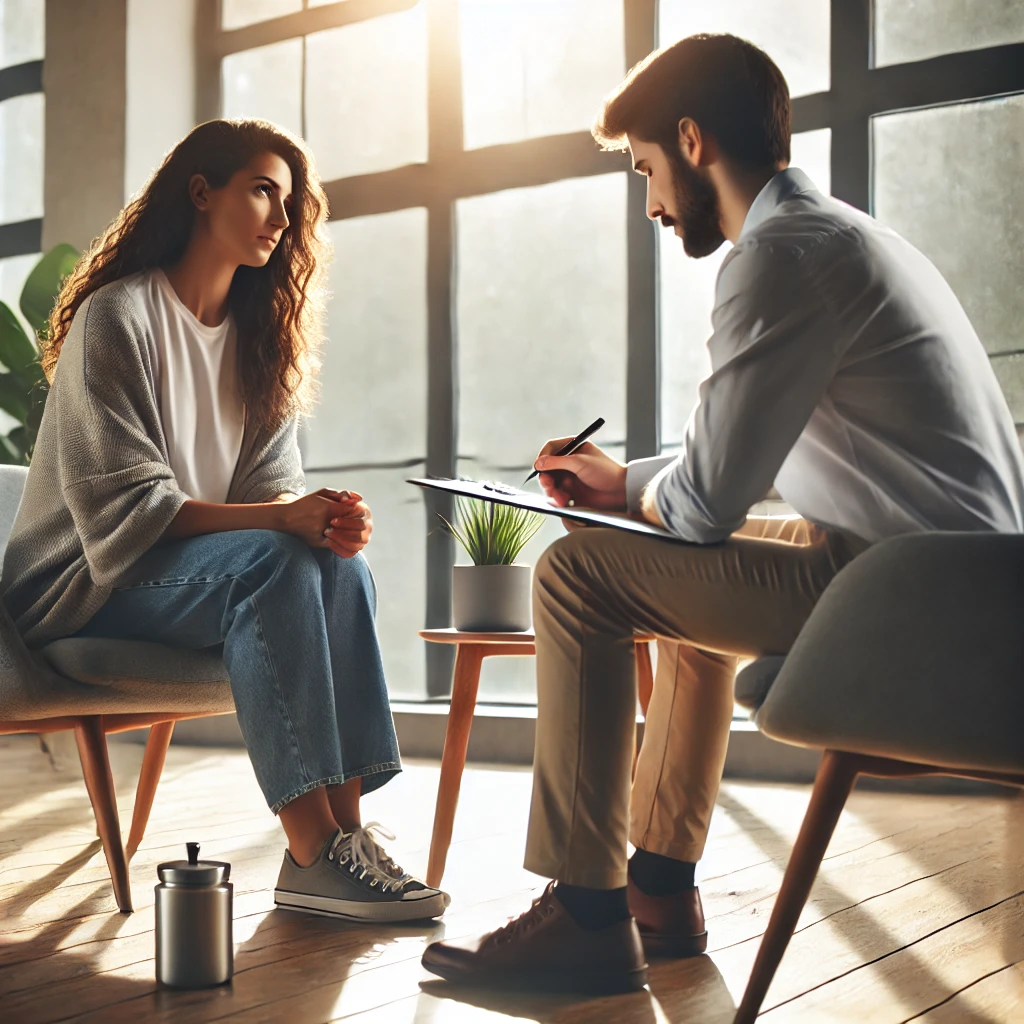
top-left (138, 269), bottom-right (245, 504)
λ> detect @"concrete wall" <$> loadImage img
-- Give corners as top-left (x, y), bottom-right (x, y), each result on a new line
top-left (42, 0), bottom-right (128, 252)
top-left (42, 0), bottom-right (198, 252)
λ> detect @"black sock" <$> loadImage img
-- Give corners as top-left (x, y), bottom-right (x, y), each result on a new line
top-left (628, 849), bottom-right (696, 896)
top-left (554, 882), bottom-right (630, 930)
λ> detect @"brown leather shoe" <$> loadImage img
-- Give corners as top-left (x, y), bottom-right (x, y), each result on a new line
top-left (421, 882), bottom-right (648, 994)
top-left (627, 878), bottom-right (708, 957)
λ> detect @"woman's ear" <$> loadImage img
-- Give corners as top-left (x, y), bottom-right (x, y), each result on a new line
top-left (188, 173), bottom-right (211, 211)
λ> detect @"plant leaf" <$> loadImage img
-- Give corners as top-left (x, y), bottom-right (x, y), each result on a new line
top-left (0, 372), bottom-right (29, 424)
top-left (0, 301), bottom-right (38, 374)
top-left (445, 494), bottom-right (546, 565)
top-left (20, 243), bottom-right (79, 336)
top-left (0, 433), bottom-right (22, 465)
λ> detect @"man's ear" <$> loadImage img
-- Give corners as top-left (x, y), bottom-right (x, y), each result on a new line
top-left (677, 117), bottom-right (717, 167)
top-left (188, 173), bottom-right (211, 211)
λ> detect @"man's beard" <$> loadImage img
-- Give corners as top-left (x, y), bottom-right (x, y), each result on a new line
top-left (664, 150), bottom-right (725, 258)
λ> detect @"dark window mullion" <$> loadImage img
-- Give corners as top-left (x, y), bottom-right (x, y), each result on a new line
top-left (424, 0), bottom-right (463, 697)
top-left (624, 0), bottom-right (659, 460)
top-left (829, 0), bottom-right (872, 212)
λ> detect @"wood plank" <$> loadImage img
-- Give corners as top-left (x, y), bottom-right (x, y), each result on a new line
top-left (913, 960), bottom-right (1024, 1022)
top-left (3, 735), bottom-right (1023, 1024)
top-left (757, 893), bottom-right (1024, 1022)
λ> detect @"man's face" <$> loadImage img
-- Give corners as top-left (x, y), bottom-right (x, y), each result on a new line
top-left (628, 134), bottom-right (725, 258)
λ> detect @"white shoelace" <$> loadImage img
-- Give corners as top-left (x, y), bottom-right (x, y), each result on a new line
top-left (327, 822), bottom-right (412, 894)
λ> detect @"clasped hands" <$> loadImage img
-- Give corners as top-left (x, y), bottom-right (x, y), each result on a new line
top-left (279, 487), bottom-right (373, 559)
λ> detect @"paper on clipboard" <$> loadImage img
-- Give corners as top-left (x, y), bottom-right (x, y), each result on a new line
top-left (407, 477), bottom-right (689, 544)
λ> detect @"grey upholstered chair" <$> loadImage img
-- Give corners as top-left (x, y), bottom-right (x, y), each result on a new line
top-left (732, 531), bottom-right (1024, 1023)
top-left (0, 465), bottom-right (235, 912)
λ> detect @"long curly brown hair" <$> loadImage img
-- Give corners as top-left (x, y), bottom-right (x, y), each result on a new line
top-left (43, 118), bottom-right (331, 430)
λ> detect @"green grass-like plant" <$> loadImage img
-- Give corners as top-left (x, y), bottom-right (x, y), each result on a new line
top-left (439, 497), bottom-right (545, 566)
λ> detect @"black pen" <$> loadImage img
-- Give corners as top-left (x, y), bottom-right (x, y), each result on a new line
top-left (523, 417), bottom-right (606, 485)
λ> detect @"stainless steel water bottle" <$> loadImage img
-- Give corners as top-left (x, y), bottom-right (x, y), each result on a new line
top-left (155, 842), bottom-right (233, 988)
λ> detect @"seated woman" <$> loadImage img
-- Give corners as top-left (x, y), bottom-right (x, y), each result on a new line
top-left (1, 118), bottom-right (447, 922)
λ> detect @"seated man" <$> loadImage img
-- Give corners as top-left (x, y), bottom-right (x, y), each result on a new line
top-left (423, 33), bottom-right (1024, 993)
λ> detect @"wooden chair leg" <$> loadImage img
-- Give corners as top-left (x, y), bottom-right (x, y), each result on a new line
top-left (734, 750), bottom-right (859, 1024)
top-left (426, 644), bottom-right (485, 889)
top-left (125, 720), bottom-right (175, 862)
top-left (74, 717), bottom-right (133, 913)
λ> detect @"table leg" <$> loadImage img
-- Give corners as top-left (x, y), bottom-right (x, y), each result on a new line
top-left (426, 644), bottom-right (485, 889)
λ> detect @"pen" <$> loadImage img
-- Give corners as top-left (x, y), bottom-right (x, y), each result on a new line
top-left (523, 417), bottom-right (606, 485)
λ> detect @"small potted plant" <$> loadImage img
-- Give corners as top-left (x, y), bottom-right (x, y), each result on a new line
top-left (440, 497), bottom-right (546, 632)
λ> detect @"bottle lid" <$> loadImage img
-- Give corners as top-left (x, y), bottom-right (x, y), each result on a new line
top-left (157, 842), bottom-right (231, 886)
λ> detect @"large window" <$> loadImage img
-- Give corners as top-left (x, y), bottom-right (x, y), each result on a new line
top-left (0, 0), bottom-right (43, 439)
top-left (0, 0), bottom-right (43, 311)
top-left (205, 0), bottom-right (1024, 703)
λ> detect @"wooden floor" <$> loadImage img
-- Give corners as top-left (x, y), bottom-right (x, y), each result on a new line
top-left (1, 735), bottom-right (1022, 1024)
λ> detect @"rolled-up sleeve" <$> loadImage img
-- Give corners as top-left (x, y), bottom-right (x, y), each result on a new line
top-left (651, 241), bottom-right (842, 543)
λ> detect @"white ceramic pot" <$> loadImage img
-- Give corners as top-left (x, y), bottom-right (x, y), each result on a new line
top-left (451, 564), bottom-right (533, 632)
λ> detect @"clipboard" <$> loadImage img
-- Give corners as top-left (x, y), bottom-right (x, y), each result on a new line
top-left (407, 477), bottom-right (690, 544)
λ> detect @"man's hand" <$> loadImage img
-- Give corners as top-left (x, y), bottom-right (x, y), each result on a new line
top-left (533, 437), bottom-right (627, 511)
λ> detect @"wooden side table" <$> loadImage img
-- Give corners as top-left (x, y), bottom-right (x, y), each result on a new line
top-left (420, 628), bottom-right (655, 888)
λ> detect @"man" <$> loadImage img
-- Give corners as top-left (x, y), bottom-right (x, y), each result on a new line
top-left (422, 33), bottom-right (1024, 993)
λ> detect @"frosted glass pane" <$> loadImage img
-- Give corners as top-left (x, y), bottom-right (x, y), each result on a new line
top-left (875, 0), bottom-right (1024, 67)
top-left (0, 92), bottom-right (43, 223)
top-left (1, 0), bottom-right (43, 68)
top-left (304, 208), bottom-right (428, 469)
top-left (222, 39), bottom-right (302, 138)
top-left (659, 0), bottom-right (829, 98)
top-left (0, 251), bottom-right (36, 434)
top-left (305, 468), bottom-right (426, 700)
top-left (305, 6), bottom-right (427, 178)
top-left (873, 95), bottom-right (1024, 357)
top-left (457, 173), bottom-right (628, 474)
top-left (660, 130), bottom-right (831, 451)
top-left (460, 0), bottom-right (624, 150)
top-left (221, 0), bottom-right (301, 31)
top-left (457, 173), bottom-right (627, 702)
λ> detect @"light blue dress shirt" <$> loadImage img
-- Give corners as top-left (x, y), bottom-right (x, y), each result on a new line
top-left (627, 168), bottom-right (1024, 545)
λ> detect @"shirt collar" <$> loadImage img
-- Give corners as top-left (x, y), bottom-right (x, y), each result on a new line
top-left (738, 167), bottom-right (819, 241)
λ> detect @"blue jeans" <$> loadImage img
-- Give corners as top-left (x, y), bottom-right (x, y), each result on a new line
top-left (75, 529), bottom-right (401, 812)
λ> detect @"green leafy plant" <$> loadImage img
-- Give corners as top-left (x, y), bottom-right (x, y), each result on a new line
top-left (439, 497), bottom-right (545, 566)
top-left (0, 243), bottom-right (79, 465)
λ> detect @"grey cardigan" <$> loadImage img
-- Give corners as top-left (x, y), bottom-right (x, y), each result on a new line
top-left (0, 275), bottom-right (306, 646)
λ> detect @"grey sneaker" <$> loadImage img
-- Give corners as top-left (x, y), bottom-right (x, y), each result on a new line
top-left (274, 822), bottom-right (450, 922)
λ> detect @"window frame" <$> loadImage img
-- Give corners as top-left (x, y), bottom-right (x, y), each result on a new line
top-left (200, 0), bottom-right (1024, 700)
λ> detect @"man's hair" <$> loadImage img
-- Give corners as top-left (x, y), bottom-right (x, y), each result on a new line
top-left (593, 33), bottom-right (791, 168)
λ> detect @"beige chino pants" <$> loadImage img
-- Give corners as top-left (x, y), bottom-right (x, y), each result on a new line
top-left (524, 515), bottom-right (869, 890)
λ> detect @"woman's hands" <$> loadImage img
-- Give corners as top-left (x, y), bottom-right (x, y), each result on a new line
top-left (533, 438), bottom-right (627, 511)
top-left (279, 487), bottom-right (374, 558)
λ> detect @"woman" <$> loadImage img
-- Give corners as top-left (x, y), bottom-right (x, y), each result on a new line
top-left (1, 119), bottom-right (448, 922)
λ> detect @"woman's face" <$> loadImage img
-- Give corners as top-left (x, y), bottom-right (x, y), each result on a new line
top-left (193, 150), bottom-right (294, 268)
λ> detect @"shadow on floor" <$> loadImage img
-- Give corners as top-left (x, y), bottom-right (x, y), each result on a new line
top-left (417, 954), bottom-right (736, 1023)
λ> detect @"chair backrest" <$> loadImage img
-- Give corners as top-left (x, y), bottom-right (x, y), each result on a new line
top-left (0, 465), bottom-right (29, 556)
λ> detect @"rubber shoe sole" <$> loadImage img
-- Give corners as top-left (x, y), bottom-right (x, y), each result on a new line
top-left (639, 927), bottom-right (708, 958)
top-left (275, 886), bottom-right (448, 922)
